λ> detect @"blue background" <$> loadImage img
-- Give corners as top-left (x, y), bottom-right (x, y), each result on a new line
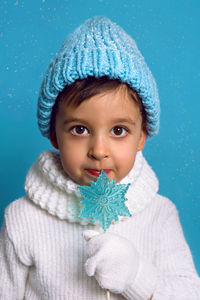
top-left (0, 0), bottom-right (199, 274)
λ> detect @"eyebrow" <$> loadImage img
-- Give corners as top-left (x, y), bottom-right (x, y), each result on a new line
top-left (111, 118), bottom-right (136, 126)
top-left (63, 118), bottom-right (90, 125)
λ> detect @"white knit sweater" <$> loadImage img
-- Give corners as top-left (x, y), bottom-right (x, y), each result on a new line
top-left (0, 150), bottom-right (200, 300)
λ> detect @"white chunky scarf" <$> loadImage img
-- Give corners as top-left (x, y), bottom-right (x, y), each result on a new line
top-left (25, 150), bottom-right (158, 226)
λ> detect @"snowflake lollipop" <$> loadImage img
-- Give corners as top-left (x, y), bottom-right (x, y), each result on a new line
top-left (78, 171), bottom-right (132, 300)
top-left (78, 170), bottom-right (132, 231)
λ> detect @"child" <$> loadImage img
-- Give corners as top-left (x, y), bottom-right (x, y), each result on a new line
top-left (0, 16), bottom-right (199, 300)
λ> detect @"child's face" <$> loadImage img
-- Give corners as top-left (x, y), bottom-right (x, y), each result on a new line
top-left (50, 87), bottom-right (146, 186)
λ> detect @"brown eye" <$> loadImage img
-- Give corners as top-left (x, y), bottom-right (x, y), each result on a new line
top-left (111, 126), bottom-right (127, 137)
top-left (71, 126), bottom-right (88, 135)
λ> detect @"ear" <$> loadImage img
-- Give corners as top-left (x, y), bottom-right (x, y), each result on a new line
top-left (137, 130), bottom-right (146, 151)
top-left (50, 130), bottom-right (59, 149)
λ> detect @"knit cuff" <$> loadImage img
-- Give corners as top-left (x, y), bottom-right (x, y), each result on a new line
top-left (122, 260), bottom-right (157, 300)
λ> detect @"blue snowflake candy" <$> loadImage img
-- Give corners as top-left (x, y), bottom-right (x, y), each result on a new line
top-left (78, 171), bottom-right (132, 230)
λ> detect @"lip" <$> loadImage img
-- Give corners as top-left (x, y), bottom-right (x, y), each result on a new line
top-left (86, 169), bottom-right (111, 177)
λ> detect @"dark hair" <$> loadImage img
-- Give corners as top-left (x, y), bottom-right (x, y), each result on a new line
top-left (50, 76), bottom-right (147, 136)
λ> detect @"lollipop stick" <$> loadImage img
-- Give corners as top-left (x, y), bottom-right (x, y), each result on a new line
top-left (103, 207), bottom-right (111, 299)
top-left (106, 290), bottom-right (111, 300)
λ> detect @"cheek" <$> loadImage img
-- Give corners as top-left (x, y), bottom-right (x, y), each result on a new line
top-left (59, 143), bottom-right (84, 175)
top-left (117, 150), bottom-right (136, 170)
top-left (114, 139), bottom-right (139, 172)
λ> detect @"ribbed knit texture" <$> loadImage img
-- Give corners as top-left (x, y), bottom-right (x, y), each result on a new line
top-left (0, 151), bottom-right (200, 299)
top-left (37, 16), bottom-right (160, 138)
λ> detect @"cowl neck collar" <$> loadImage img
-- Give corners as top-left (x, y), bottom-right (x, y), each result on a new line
top-left (25, 150), bottom-right (158, 226)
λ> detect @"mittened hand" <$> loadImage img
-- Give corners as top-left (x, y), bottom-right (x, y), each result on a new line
top-left (83, 230), bottom-right (140, 294)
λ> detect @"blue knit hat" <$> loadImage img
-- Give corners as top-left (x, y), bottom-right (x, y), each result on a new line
top-left (37, 16), bottom-right (160, 137)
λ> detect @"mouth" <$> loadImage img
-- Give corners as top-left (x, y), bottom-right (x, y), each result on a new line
top-left (85, 169), bottom-right (111, 177)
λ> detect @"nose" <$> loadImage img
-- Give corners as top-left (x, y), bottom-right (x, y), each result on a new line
top-left (87, 135), bottom-right (109, 161)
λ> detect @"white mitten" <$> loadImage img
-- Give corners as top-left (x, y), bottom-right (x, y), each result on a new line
top-left (83, 230), bottom-right (140, 294)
